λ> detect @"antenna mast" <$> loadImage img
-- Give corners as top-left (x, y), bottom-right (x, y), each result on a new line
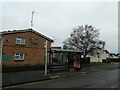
top-left (31, 10), bottom-right (34, 29)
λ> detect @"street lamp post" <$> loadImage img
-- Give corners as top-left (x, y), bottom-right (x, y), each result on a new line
top-left (44, 40), bottom-right (48, 76)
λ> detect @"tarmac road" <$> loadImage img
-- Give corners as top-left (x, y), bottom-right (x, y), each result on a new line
top-left (3, 65), bottom-right (119, 88)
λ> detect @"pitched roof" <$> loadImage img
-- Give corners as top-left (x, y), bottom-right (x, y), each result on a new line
top-left (1, 28), bottom-right (54, 42)
top-left (103, 50), bottom-right (109, 53)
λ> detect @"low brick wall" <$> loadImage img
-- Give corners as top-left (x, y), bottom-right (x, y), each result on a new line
top-left (2, 64), bottom-right (48, 73)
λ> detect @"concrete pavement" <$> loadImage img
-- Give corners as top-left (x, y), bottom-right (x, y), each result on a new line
top-left (2, 70), bottom-right (50, 87)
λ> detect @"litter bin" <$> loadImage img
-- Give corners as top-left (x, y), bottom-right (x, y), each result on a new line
top-left (74, 61), bottom-right (80, 71)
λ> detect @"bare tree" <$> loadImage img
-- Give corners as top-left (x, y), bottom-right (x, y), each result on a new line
top-left (63, 25), bottom-right (105, 58)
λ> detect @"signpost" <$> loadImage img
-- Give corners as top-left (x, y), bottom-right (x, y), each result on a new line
top-left (44, 40), bottom-right (48, 76)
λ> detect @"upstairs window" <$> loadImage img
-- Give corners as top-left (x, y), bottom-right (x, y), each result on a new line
top-left (14, 53), bottom-right (24, 60)
top-left (16, 38), bottom-right (25, 45)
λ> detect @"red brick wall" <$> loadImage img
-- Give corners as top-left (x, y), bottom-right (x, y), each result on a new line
top-left (2, 32), bottom-right (52, 66)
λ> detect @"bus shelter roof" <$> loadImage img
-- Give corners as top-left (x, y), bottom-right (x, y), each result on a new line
top-left (49, 49), bottom-right (81, 53)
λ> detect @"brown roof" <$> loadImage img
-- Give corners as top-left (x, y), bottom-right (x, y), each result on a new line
top-left (1, 28), bottom-right (54, 42)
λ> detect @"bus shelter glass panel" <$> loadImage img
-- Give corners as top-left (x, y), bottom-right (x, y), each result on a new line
top-left (52, 52), bottom-right (68, 65)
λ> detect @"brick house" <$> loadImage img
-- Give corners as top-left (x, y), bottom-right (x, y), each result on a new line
top-left (2, 29), bottom-right (53, 67)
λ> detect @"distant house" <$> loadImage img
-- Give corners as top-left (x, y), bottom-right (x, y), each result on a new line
top-left (86, 48), bottom-right (110, 62)
top-left (117, 53), bottom-right (120, 58)
top-left (109, 53), bottom-right (118, 59)
top-left (1, 29), bottom-right (53, 67)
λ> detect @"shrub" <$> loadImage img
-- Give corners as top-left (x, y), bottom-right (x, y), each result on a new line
top-left (81, 57), bottom-right (90, 64)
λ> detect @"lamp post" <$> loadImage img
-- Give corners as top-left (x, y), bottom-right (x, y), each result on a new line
top-left (44, 40), bottom-right (48, 76)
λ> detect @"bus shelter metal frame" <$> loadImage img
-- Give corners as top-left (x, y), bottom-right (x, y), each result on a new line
top-left (48, 49), bottom-right (81, 71)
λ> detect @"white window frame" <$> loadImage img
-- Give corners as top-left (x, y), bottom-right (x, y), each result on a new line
top-left (16, 38), bottom-right (25, 45)
top-left (14, 53), bottom-right (25, 60)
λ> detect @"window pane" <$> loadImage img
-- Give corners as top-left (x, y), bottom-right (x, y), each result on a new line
top-left (20, 56), bottom-right (23, 60)
top-left (14, 53), bottom-right (24, 60)
top-left (16, 39), bottom-right (21, 44)
top-left (20, 54), bottom-right (23, 56)
top-left (20, 54), bottom-right (24, 60)
top-left (15, 56), bottom-right (19, 60)
top-left (21, 39), bottom-right (25, 44)
top-left (16, 38), bottom-right (25, 45)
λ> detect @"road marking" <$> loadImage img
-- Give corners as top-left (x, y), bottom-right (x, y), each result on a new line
top-left (50, 75), bottom-right (59, 79)
top-left (110, 85), bottom-right (116, 88)
top-left (80, 72), bottom-right (87, 74)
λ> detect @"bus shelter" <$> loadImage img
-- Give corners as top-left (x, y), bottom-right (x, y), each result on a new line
top-left (48, 49), bottom-right (81, 71)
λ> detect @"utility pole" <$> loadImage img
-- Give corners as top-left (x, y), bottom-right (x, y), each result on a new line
top-left (44, 40), bottom-right (48, 76)
top-left (30, 10), bottom-right (34, 29)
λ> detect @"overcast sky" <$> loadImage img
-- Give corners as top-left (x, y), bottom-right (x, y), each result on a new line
top-left (0, 0), bottom-right (118, 53)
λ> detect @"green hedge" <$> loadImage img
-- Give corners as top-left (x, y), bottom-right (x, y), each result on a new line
top-left (81, 57), bottom-right (90, 64)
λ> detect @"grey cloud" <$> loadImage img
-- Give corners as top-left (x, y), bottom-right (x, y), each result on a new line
top-left (1, 2), bottom-right (118, 53)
